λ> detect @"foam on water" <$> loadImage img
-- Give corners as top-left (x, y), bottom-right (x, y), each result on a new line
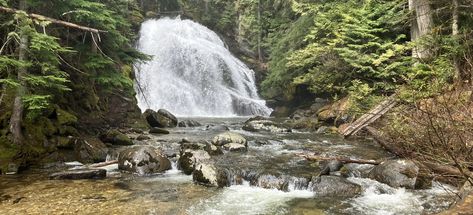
top-left (347, 177), bottom-right (456, 215)
top-left (188, 182), bottom-right (314, 215)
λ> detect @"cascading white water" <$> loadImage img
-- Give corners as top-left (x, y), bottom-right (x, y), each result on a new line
top-left (135, 17), bottom-right (272, 117)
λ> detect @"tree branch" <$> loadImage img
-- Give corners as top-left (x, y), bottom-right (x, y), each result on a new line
top-left (0, 6), bottom-right (106, 34)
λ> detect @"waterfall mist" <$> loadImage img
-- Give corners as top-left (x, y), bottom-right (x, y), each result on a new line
top-left (135, 17), bottom-right (272, 117)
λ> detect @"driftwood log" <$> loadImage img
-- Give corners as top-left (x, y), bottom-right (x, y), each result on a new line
top-left (88, 160), bottom-right (118, 168)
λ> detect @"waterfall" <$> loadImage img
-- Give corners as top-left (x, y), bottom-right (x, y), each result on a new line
top-left (134, 17), bottom-right (272, 117)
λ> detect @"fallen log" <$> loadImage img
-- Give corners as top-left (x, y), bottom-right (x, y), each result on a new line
top-left (297, 153), bottom-right (381, 165)
top-left (365, 126), bottom-right (406, 157)
top-left (0, 6), bottom-right (106, 34)
top-left (88, 160), bottom-right (118, 168)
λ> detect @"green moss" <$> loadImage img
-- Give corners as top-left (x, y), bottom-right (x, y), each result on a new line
top-left (0, 136), bottom-right (19, 173)
top-left (56, 108), bottom-right (78, 126)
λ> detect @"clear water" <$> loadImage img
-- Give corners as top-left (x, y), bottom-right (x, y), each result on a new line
top-left (0, 118), bottom-right (458, 214)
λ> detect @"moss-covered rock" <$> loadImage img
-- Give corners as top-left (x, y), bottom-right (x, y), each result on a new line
top-left (56, 108), bottom-right (78, 126)
top-left (100, 129), bottom-right (133, 146)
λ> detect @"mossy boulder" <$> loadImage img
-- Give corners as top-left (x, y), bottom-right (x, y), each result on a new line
top-left (56, 108), bottom-right (78, 126)
top-left (100, 129), bottom-right (133, 146)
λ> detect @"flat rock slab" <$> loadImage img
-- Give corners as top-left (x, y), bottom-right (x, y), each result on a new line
top-left (49, 169), bottom-right (107, 180)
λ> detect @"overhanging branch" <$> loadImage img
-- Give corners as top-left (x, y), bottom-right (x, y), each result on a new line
top-left (0, 6), bottom-right (107, 34)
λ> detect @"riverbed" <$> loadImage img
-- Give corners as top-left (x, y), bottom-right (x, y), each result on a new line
top-left (0, 118), bottom-right (458, 214)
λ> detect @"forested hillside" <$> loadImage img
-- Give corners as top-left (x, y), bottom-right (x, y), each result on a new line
top-left (0, 0), bottom-right (146, 172)
top-left (181, 0), bottom-right (473, 186)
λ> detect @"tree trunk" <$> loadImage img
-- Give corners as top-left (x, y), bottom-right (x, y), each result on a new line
top-left (409, 0), bottom-right (433, 60)
top-left (452, 0), bottom-right (462, 83)
top-left (9, 0), bottom-right (28, 145)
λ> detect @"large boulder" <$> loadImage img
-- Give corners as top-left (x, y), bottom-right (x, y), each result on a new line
top-left (178, 119), bottom-right (202, 127)
top-left (193, 163), bottom-right (228, 187)
top-left (73, 138), bottom-right (108, 163)
top-left (49, 169), bottom-right (106, 180)
top-left (212, 132), bottom-right (247, 146)
top-left (178, 150), bottom-right (211, 175)
top-left (118, 146), bottom-right (171, 175)
top-left (318, 160), bottom-right (344, 176)
top-left (100, 129), bottom-right (133, 146)
top-left (369, 159), bottom-right (419, 189)
top-left (340, 163), bottom-right (375, 178)
top-left (309, 176), bottom-right (362, 197)
top-left (143, 109), bottom-right (178, 128)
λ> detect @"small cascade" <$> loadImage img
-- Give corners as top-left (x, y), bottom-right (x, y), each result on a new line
top-left (134, 17), bottom-right (272, 117)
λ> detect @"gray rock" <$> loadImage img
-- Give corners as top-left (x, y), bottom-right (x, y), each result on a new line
top-left (178, 150), bottom-right (211, 175)
top-left (143, 109), bottom-right (178, 128)
top-left (180, 142), bottom-right (206, 152)
top-left (118, 146), bottom-right (171, 175)
top-left (49, 169), bottom-right (106, 180)
top-left (212, 132), bottom-right (247, 146)
top-left (242, 120), bottom-right (290, 133)
top-left (149, 127), bottom-right (170, 134)
top-left (309, 176), bottom-right (362, 197)
top-left (193, 163), bottom-right (227, 187)
top-left (369, 159), bottom-right (419, 189)
top-left (205, 142), bottom-right (223, 155)
top-left (340, 163), bottom-right (375, 178)
top-left (178, 119), bottom-right (202, 127)
top-left (319, 160), bottom-right (344, 176)
top-left (206, 125), bottom-right (230, 132)
top-left (223, 143), bottom-right (247, 152)
top-left (73, 138), bottom-right (108, 163)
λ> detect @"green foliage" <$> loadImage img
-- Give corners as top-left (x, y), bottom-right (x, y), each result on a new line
top-left (282, 0), bottom-right (410, 98)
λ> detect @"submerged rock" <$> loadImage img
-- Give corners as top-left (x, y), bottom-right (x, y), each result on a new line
top-left (136, 134), bottom-right (151, 141)
top-left (118, 146), bottom-right (171, 175)
top-left (369, 159), bottom-right (419, 189)
top-left (178, 119), bottom-right (202, 127)
top-left (242, 120), bottom-right (291, 133)
top-left (212, 132), bottom-right (247, 146)
top-left (193, 163), bottom-right (227, 187)
top-left (73, 138), bottom-right (108, 163)
top-left (205, 125), bottom-right (230, 132)
top-left (149, 127), bottom-right (170, 134)
top-left (178, 150), bottom-right (211, 175)
top-left (143, 109), bottom-right (178, 128)
top-left (223, 143), bottom-right (247, 152)
top-left (49, 169), bottom-right (106, 180)
top-left (100, 129), bottom-right (133, 146)
top-left (309, 176), bottom-right (362, 197)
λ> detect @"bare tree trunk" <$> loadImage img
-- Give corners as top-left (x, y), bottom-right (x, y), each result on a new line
top-left (409, 0), bottom-right (433, 60)
top-left (452, 0), bottom-right (462, 83)
top-left (9, 0), bottom-right (28, 145)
